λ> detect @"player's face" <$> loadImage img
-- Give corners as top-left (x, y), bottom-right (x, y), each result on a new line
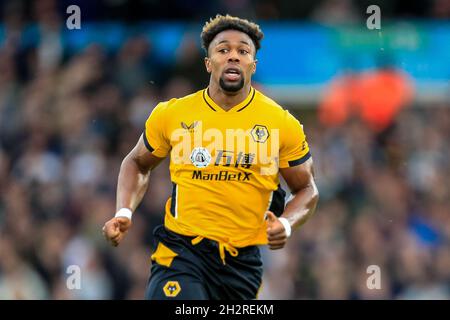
top-left (205, 30), bottom-right (257, 93)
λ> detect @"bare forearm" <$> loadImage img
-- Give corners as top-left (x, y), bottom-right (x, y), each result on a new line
top-left (116, 155), bottom-right (151, 212)
top-left (281, 182), bottom-right (319, 229)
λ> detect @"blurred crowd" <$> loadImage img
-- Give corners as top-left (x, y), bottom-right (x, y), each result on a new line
top-left (261, 105), bottom-right (450, 299)
top-left (2, 0), bottom-right (449, 22)
top-left (1, 0), bottom-right (450, 300)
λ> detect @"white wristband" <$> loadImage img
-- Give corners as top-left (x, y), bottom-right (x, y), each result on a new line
top-left (278, 217), bottom-right (292, 238)
top-left (115, 208), bottom-right (133, 220)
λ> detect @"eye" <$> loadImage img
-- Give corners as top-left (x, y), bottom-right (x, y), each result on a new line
top-left (239, 49), bottom-right (249, 55)
top-left (218, 48), bottom-right (229, 54)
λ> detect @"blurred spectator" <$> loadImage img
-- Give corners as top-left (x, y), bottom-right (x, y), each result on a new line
top-left (0, 236), bottom-right (49, 299)
top-left (431, 0), bottom-right (450, 18)
top-left (311, 0), bottom-right (360, 25)
top-left (319, 62), bottom-right (414, 132)
top-left (171, 33), bottom-right (210, 91)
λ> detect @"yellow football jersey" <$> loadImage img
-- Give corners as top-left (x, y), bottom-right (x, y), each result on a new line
top-left (144, 87), bottom-right (310, 249)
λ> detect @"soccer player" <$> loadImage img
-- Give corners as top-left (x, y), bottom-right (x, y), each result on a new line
top-left (103, 14), bottom-right (319, 299)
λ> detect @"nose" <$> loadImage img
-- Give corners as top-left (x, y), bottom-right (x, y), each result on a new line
top-left (228, 49), bottom-right (240, 62)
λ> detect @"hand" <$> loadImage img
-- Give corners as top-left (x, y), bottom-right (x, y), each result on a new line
top-left (266, 211), bottom-right (288, 250)
top-left (102, 217), bottom-right (132, 247)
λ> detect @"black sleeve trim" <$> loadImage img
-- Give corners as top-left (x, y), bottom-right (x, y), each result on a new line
top-left (288, 151), bottom-right (311, 167)
top-left (269, 184), bottom-right (287, 217)
top-left (142, 132), bottom-right (155, 152)
top-left (170, 182), bottom-right (177, 218)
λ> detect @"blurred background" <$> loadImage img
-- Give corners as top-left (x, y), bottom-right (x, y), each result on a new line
top-left (0, 0), bottom-right (449, 299)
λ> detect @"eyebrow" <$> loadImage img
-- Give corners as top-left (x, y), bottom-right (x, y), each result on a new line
top-left (216, 40), bottom-right (251, 46)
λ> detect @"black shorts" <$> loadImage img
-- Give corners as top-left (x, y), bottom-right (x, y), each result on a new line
top-left (145, 225), bottom-right (263, 300)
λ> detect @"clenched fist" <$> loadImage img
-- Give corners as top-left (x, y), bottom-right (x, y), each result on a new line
top-left (102, 217), bottom-right (132, 247)
top-left (266, 211), bottom-right (288, 250)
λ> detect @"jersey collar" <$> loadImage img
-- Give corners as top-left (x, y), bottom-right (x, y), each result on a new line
top-left (203, 87), bottom-right (256, 113)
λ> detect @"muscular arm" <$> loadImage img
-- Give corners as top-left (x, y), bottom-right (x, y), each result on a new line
top-left (279, 158), bottom-right (319, 230)
top-left (266, 158), bottom-right (319, 249)
top-left (117, 134), bottom-right (165, 211)
top-left (103, 134), bottom-right (165, 247)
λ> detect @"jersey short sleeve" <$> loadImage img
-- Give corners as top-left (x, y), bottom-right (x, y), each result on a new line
top-left (143, 102), bottom-right (171, 158)
top-left (279, 110), bottom-right (311, 168)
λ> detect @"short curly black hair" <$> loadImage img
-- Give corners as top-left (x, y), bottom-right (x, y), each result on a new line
top-left (200, 14), bottom-right (264, 56)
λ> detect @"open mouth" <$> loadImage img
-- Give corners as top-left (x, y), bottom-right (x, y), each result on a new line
top-left (223, 67), bottom-right (241, 81)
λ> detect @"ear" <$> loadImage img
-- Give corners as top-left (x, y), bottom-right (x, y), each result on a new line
top-left (252, 59), bottom-right (258, 74)
top-left (205, 57), bottom-right (212, 73)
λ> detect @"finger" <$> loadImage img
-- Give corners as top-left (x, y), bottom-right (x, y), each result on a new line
top-left (267, 226), bottom-right (286, 237)
top-left (102, 224), bottom-right (110, 234)
top-left (105, 221), bottom-right (119, 234)
top-left (107, 229), bottom-right (120, 239)
top-left (268, 239), bottom-right (287, 246)
top-left (111, 232), bottom-right (122, 241)
top-left (110, 234), bottom-right (122, 246)
top-left (104, 222), bottom-right (118, 234)
top-left (268, 233), bottom-right (286, 241)
top-left (266, 211), bottom-right (277, 223)
top-left (269, 244), bottom-right (285, 250)
top-left (116, 217), bottom-right (131, 230)
top-left (105, 232), bottom-right (120, 245)
top-left (116, 217), bottom-right (131, 225)
top-left (268, 241), bottom-right (286, 249)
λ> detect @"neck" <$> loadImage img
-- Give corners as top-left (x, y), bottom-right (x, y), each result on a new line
top-left (207, 81), bottom-right (252, 111)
